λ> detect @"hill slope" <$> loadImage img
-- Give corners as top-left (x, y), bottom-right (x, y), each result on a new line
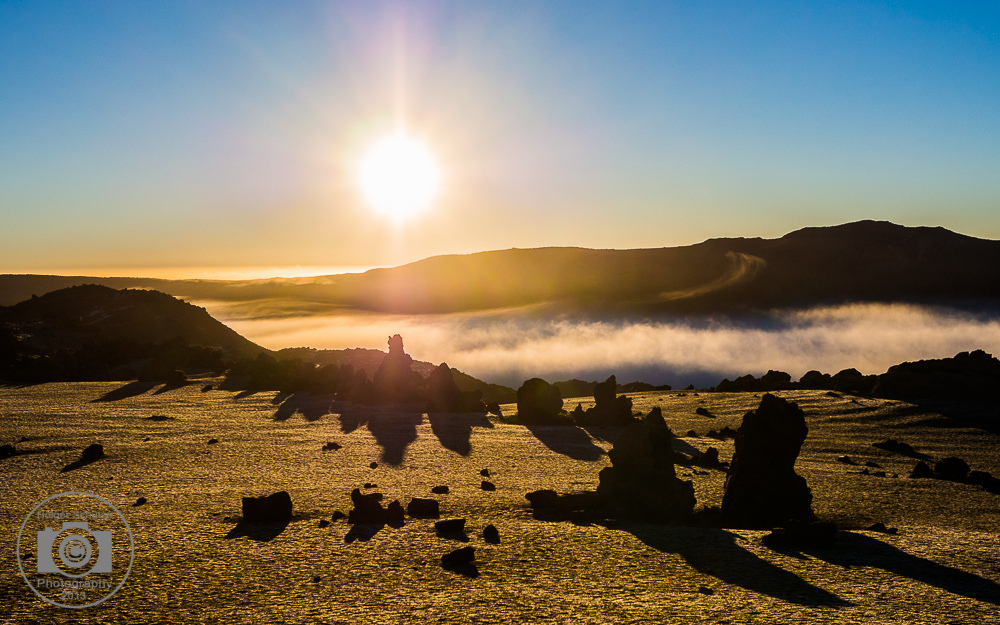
top-left (2, 221), bottom-right (999, 316)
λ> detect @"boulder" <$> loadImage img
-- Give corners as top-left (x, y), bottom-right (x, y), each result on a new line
top-left (721, 394), bottom-right (815, 528)
top-left (80, 443), bottom-right (104, 462)
top-left (0, 444), bottom-right (15, 459)
top-left (595, 410), bottom-right (695, 524)
top-left (407, 498), bottom-right (441, 518)
top-left (934, 457), bottom-right (970, 482)
top-left (482, 524), bottom-right (500, 544)
top-left (431, 485), bottom-right (450, 495)
top-left (575, 375), bottom-right (634, 426)
top-left (481, 481), bottom-right (496, 491)
top-left (242, 491), bottom-right (292, 524)
top-left (347, 488), bottom-right (387, 525)
top-left (372, 334), bottom-right (422, 404)
top-left (435, 518), bottom-right (466, 535)
top-left (441, 546), bottom-right (475, 567)
top-left (909, 461), bottom-right (934, 479)
top-left (515, 378), bottom-right (563, 423)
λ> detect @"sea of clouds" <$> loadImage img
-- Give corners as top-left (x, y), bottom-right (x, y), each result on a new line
top-left (212, 302), bottom-right (1000, 389)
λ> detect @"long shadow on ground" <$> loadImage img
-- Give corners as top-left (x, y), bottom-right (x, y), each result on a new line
top-left (339, 408), bottom-right (422, 465)
top-left (797, 531), bottom-right (1000, 605)
top-left (273, 393), bottom-right (348, 422)
top-left (525, 424), bottom-right (606, 461)
top-left (628, 525), bottom-right (853, 608)
top-left (428, 412), bottom-right (494, 456)
top-left (92, 381), bottom-right (158, 402)
top-left (224, 520), bottom-right (289, 542)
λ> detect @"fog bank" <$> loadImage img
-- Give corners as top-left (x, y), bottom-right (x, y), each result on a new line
top-left (213, 303), bottom-right (1000, 389)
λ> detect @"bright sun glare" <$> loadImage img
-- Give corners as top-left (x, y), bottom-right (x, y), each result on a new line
top-left (358, 132), bottom-right (440, 221)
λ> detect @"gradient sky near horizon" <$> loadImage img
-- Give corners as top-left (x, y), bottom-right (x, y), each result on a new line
top-left (2, 1), bottom-right (999, 278)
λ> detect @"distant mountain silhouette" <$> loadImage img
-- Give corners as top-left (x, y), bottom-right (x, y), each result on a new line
top-left (1, 221), bottom-right (998, 315)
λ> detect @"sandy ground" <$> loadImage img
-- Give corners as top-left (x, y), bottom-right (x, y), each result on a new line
top-left (1, 381), bottom-right (999, 624)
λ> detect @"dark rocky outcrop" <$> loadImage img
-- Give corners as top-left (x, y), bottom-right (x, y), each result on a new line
top-left (873, 350), bottom-right (1000, 400)
top-left (909, 461), bottom-right (934, 479)
top-left (371, 334), bottom-right (423, 404)
top-left (595, 409), bottom-right (696, 524)
top-left (242, 491), bottom-right (292, 524)
top-left (934, 457), bottom-right (971, 482)
top-left (1, 443), bottom-right (15, 459)
top-left (406, 498), bottom-right (440, 518)
top-left (515, 378), bottom-right (563, 423)
top-left (435, 518), bottom-right (466, 536)
top-left (81, 443), bottom-right (105, 462)
top-left (481, 481), bottom-right (496, 491)
top-left (573, 375), bottom-right (634, 427)
top-left (431, 485), bottom-right (450, 495)
top-left (347, 488), bottom-right (404, 527)
top-left (426, 362), bottom-right (487, 413)
top-left (721, 394), bottom-right (815, 528)
top-left (482, 524), bottom-right (500, 544)
top-left (872, 439), bottom-right (929, 460)
top-left (441, 546), bottom-right (475, 567)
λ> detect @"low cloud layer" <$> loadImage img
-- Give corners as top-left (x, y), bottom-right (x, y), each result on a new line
top-left (212, 303), bottom-right (1000, 389)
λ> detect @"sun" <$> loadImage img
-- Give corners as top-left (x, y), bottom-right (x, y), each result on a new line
top-left (357, 131), bottom-right (441, 221)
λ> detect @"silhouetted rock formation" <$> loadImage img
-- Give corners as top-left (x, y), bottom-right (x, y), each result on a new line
top-left (909, 461), bottom-right (934, 479)
top-left (872, 439), bottom-right (929, 460)
top-left (934, 457), bottom-right (971, 482)
top-left (435, 518), bottom-right (466, 536)
top-left (347, 488), bottom-right (404, 527)
top-left (426, 362), bottom-right (486, 413)
top-left (1, 443), bottom-right (16, 459)
top-left (242, 491), bottom-right (292, 524)
top-left (372, 334), bottom-right (423, 404)
top-left (595, 408), bottom-right (696, 524)
top-left (716, 370), bottom-right (793, 393)
top-left (721, 394), bottom-right (815, 529)
top-left (874, 350), bottom-right (1000, 400)
top-left (573, 375), bottom-right (635, 426)
top-left (515, 378), bottom-right (563, 423)
top-left (482, 524), bottom-right (500, 544)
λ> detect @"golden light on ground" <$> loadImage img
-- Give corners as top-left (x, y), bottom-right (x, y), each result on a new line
top-left (357, 131), bottom-right (441, 222)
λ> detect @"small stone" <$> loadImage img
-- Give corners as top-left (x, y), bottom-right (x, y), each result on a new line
top-left (80, 444), bottom-right (104, 462)
top-left (363, 483), bottom-right (377, 489)
top-left (407, 498), bottom-right (441, 518)
top-left (311, 576), bottom-right (321, 583)
top-left (435, 518), bottom-right (466, 534)
top-left (133, 497), bottom-right (147, 507)
top-left (481, 481), bottom-right (496, 491)
top-left (441, 546), bottom-right (475, 567)
top-left (370, 461), bottom-right (378, 469)
top-left (207, 438), bottom-right (219, 445)
top-left (480, 468), bottom-right (491, 477)
top-left (322, 441), bottom-right (342, 452)
top-left (431, 485), bottom-right (450, 495)
top-left (698, 585), bottom-right (714, 595)
top-left (482, 524), bottom-right (500, 544)
top-left (318, 519), bottom-right (330, 528)
top-left (331, 510), bottom-right (346, 521)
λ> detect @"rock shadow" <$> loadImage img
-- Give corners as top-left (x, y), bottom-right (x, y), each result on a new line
top-left (796, 531), bottom-right (1000, 605)
top-left (151, 382), bottom-right (192, 395)
top-left (428, 412), bottom-right (494, 456)
top-left (339, 407), bottom-right (422, 465)
top-left (60, 456), bottom-right (102, 473)
top-left (224, 519), bottom-right (289, 542)
top-left (344, 523), bottom-right (384, 544)
top-left (525, 424), bottom-right (606, 461)
top-left (628, 525), bottom-right (852, 608)
top-left (905, 398), bottom-right (1000, 437)
top-left (273, 394), bottom-right (345, 422)
top-left (92, 381), bottom-right (158, 402)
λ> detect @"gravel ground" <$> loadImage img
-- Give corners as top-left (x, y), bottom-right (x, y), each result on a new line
top-left (1, 381), bottom-right (998, 623)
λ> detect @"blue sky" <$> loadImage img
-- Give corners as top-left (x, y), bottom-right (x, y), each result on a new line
top-left (1, 1), bottom-right (998, 276)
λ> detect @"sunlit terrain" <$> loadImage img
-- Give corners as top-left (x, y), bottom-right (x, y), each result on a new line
top-left (2, 381), bottom-right (998, 622)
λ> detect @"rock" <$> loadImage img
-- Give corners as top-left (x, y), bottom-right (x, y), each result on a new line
top-left (864, 461), bottom-right (882, 468)
top-left (80, 443), bottom-right (105, 462)
top-left (574, 375), bottom-right (634, 426)
top-left (321, 441), bottom-right (342, 451)
top-left (482, 524), bottom-right (500, 544)
top-left (721, 394), bottom-right (815, 529)
top-left (311, 576), bottom-right (321, 583)
top-left (525, 489), bottom-right (559, 509)
top-left (372, 334), bottom-right (423, 404)
top-left (441, 546), bottom-right (475, 567)
top-left (207, 438), bottom-right (219, 445)
top-left (694, 447), bottom-right (722, 468)
top-left (435, 518), bottom-right (466, 535)
top-left (486, 402), bottom-right (502, 417)
top-left (595, 409), bottom-right (696, 524)
top-left (331, 510), bottom-right (346, 521)
top-left (201, 384), bottom-right (213, 392)
top-left (515, 378), bottom-right (563, 423)
top-left (0, 444), bottom-right (15, 459)
top-left (385, 500), bottom-right (405, 527)
top-left (370, 461), bottom-right (378, 469)
top-left (407, 498), bottom-right (441, 518)
top-left (872, 439), bottom-right (927, 459)
top-left (133, 497), bottom-right (147, 507)
top-left (860, 468), bottom-right (870, 475)
top-left (836, 456), bottom-right (857, 465)
top-left (695, 407), bottom-right (714, 418)
top-left (909, 461), bottom-right (934, 479)
top-left (480, 468), bottom-right (491, 477)
top-left (431, 485), bottom-right (450, 495)
top-left (481, 481), bottom-right (496, 491)
top-left (242, 491), bottom-right (292, 524)
top-left (347, 488), bottom-right (388, 525)
top-left (698, 585), bottom-right (714, 595)
top-left (934, 457), bottom-right (970, 482)
top-left (318, 519), bottom-right (330, 528)
top-left (873, 350), bottom-right (1000, 400)
top-left (686, 430), bottom-right (698, 438)
top-left (363, 483), bottom-right (377, 489)
top-left (866, 522), bottom-right (898, 534)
